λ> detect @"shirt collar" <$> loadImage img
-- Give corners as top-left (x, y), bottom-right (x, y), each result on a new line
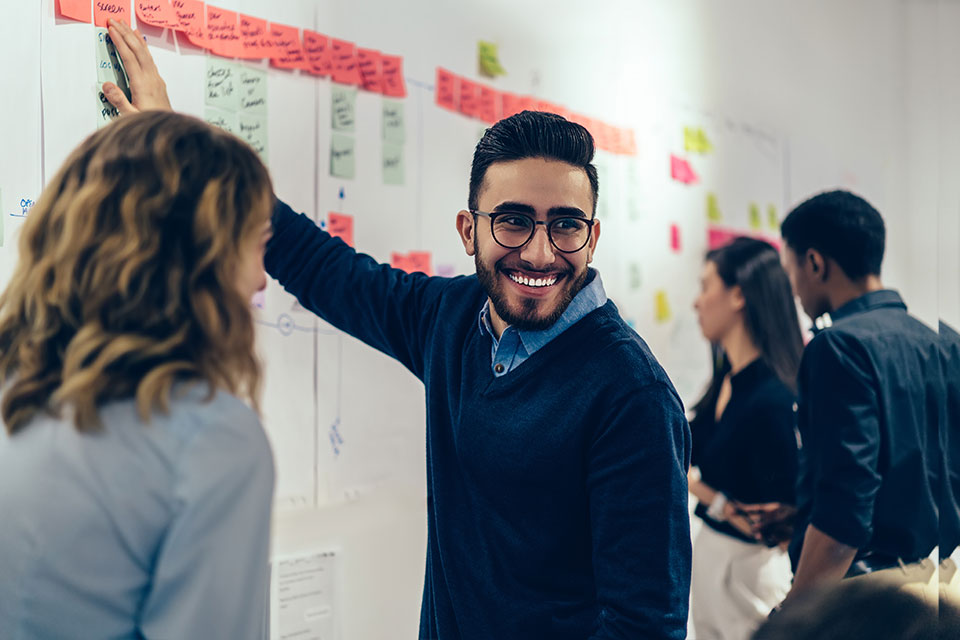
top-left (830, 289), bottom-right (906, 323)
top-left (477, 268), bottom-right (608, 351)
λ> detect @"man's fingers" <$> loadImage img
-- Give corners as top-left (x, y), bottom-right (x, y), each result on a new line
top-left (107, 20), bottom-right (142, 77)
top-left (101, 82), bottom-right (138, 115)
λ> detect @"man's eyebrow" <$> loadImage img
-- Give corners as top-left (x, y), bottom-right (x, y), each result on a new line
top-left (492, 202), bottom-right (536, 214)
top-left (547, 206), bottom-right (587, 218)
top-left (491, 203), bottom-right (588, 218)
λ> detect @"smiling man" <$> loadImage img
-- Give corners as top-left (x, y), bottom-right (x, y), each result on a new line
top-left (98, 24), bottom-right (691, 637)
top-left (268, 112), bottom-right (693, 640)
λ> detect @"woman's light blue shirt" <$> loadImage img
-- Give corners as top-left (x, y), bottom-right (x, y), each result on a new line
top-left (0, 384), bottom-right (275, 639)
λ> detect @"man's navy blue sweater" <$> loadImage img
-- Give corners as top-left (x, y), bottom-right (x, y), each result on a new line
top-left (265, 200), bottom-right (692, 639)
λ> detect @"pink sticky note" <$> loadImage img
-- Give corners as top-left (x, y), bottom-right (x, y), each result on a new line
top-left (357, 48), bottom-right (383, 93)
top-left (331, 38), bottom-right (361, 85)
top-left (380, 55), bottom-right (406, 98)
top-left (94, 1), bottom-right (130, 27)
top-left (670, 154), bottom-right (699, 185)
top-left (391, 252), bottom-right (412, 272)
top-left (501, 92), bottom-right (522, 118)
top-left (58, 0), bottom-right (92, 23)
top-left (328, 212), bottom-right (354, 247)
top-left (172, 0), bottom-right (206, 47)
top-left (303, 30), bottom-right (332, 77)
top-left (268, 23), bottom-right (308, 70)
top-left (670, 224), bottom-right (681, 252)
top-left (478, 86), bottom-right (501, 124)
top-left (707, 226), bottom-right (782, 252)
top-left (406, 251), bottom-right (433, 276)
top-left (435, 67), bottom-right (458, 111)
top-left (205, 6), bottom-right (241, 57)
top-left (458, 78), bottom-right (480, 119)
top-left (135, 1), bottom-right (179, 28)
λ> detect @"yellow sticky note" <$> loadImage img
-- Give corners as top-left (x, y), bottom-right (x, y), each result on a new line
top-left (478, 41), bottom-right (506, 77)
top-left (749, 203), bottom-right (762, 229)
top-left (767, 204), bottom-right (779, 230)
top-left (654, 290), bottom-right (672, 324)
top-left (684, 126), bottom-right (713, 154)
top-left (707, 193), bottom-right (723, 222)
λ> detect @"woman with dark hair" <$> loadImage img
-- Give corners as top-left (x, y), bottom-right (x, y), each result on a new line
top-left (0, 111), bottom-right (275, 638)
top-left (687, 237), bottom-right (804, 640)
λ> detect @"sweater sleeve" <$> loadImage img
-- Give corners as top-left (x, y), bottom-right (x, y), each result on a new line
top-left (587, 382), bottom-right (692, 640)
top-left (264, 199), bottom-right (450, 380)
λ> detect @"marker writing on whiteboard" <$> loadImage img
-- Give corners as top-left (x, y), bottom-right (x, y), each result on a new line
top-left (329, 418), bottom-right (344, 457)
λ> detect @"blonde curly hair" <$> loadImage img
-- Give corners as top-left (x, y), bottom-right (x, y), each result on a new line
top-left (0, 111), bottom-right (272, 433)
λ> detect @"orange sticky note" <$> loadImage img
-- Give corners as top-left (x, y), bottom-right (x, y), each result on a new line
top-left (172, 0), bottom-right (206, 47)
top-left (357, 48), bottom-right (383, 93)
top-left (58, 0), bottom-right (92, 23)
top-left (380, 55), bottom-right (406, 98)
top-left (135, 1), bottom-right (179, 28)
top-left (478, 86), bottom-right (501, 124)
top-left (237, 15), bottom-right (267, 59)
top-left (328, 213), bottom-right (354, 247)
top-left (435, 67), bottom-right (458, 111)
top-left (391, 252), bottom-right (412, 272)
top-left (458, 78), bottom-right (480, 119)
top-left (303, 30), bottom-right (332, 77)
top-left (501, 92), bottom-right (523, 118)
top-left (269, 23), bottom-right (308, 70)
top-left (331, 38), bottom-right (361, 85)
top-left (94, 1), bottom-right (130, 27)
top-left (622, 129), bottom-right (637, 155)
top-left (206, 5), bottom-right (240, 57)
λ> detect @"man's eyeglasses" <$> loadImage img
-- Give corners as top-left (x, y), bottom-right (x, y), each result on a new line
top-left (470, 210), bottom-right (595, 254)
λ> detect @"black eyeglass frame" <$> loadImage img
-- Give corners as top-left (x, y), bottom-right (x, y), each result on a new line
top-left (470, 209), bottom-right (596, 254)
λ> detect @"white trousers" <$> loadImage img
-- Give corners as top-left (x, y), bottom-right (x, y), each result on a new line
top-left (690, 523), bottom-right (792, 640)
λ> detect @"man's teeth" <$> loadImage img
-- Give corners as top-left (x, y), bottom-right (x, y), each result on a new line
top-left (508, 273), bottom-right (558, 288)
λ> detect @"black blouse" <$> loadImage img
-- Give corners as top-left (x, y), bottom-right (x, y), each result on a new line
top-left (690, 358), bottom-right (799, 544)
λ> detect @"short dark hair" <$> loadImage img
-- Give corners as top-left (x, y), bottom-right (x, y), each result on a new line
top-left (780, 190), bottom-right (885, 279)
top-left (468, 111), bottom-right (599, 214)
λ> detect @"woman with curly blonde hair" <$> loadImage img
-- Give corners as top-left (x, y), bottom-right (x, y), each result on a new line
top-left (0, 111), bottom-right (275, 638)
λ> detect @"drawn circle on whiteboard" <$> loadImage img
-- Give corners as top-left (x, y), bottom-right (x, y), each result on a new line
top-left (277, 314), bottom-right (295, 336)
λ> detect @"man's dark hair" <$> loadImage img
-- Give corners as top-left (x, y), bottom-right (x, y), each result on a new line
top-left (468, 111), bottom-right (599, 214)
top-left (780, 189), bottom-right (886, 279)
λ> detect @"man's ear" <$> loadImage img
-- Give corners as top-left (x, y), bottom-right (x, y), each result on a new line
top-left (807, 249), bottom-right (828, 282)
top-left (585, 218), bottom-right (601, 264)
top-left (456, 210), bottom-right (476, 256)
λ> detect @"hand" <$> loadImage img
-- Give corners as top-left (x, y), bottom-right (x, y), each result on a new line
top-left (732, 501), bottom-right (798, 546)
top-left (721, 501), bottom-right (758, 538)
top-left (101, 19), bottom-right (173, 114)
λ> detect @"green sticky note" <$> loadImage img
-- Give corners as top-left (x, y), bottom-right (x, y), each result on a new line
top-left (238, 114), bottom-right (268, 164)
top-left (204, 106), bottom-right (239, 135)
top-left (205, 58), bottom-right (239, 112)
top-left (749, 202), bottom-right (762, 229)
top-left (238, 67), bottom-right (267, 116)
top-left (95, 28), bottom-right (129, 87)
top-left (628, 263), bottom-right (642, 290)
top-left (383, 142), bottom-right (405, 185)
top-left (684, 126), bottom-right (712, 154)
top-left (330, 133), bottom-right (356, 179)
top-left (767, 204), bottom-right (779, 230)
top-left (97, 87), bottom-right (121, 129)
top-left (382, 100), bottom-right (405, 144)
top-left (707, 192), bottom-right (723, 222)
top-left (331, 86), bottom-right (357, 132)
top-left (478, 40), bottom-right (506, 77)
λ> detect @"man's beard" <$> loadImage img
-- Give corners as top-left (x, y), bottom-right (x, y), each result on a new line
top-left (474, 245), bottom-right (589, 331)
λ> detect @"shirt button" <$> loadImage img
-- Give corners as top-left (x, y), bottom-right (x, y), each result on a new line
top-left (494, 363), bottom-right (505, 374)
